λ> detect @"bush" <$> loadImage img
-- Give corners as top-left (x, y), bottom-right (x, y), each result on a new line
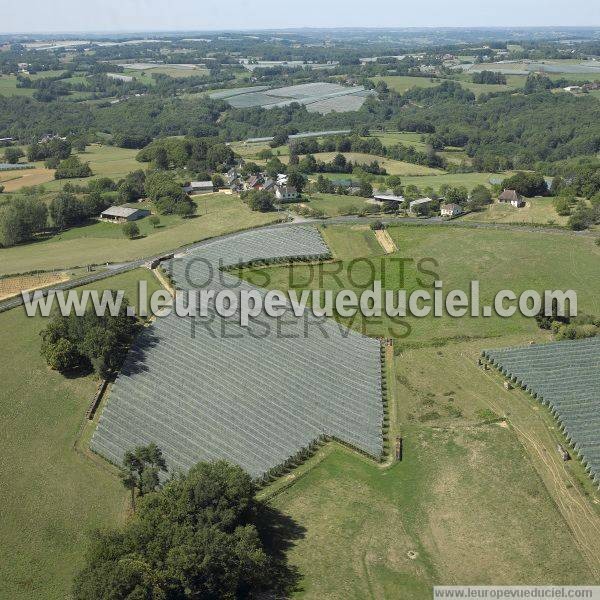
top-left (122, 221), bottom-right (140, 239)
top-left (3, 147), bottom-right (24, 164)
top-left (245, 190), bottom-right (275, 212)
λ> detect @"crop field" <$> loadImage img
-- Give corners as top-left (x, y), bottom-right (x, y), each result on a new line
top-left (462, 198), bottom-right (566, 225)
top-left (0, 271), bottom-right (68, 301)
top-left (265, 334), bottom-right (599, 598)
top-left (0, 269), bottom-right (162, 600)
top-left (0, 194), bottom-right (282, 276)
top-left (484, 337), bottom-right (600, 487)
top-left (239, 224), bottom-right (600, 345)
top-left (211, 82), bottom-right (373, 113)
top-left (91, 226), bottom-right (384, 476)
top-left (0, 167), bottom-right (55, 191)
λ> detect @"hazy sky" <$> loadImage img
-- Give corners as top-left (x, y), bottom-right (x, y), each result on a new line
top-left (2, 0), bottom-right (600, 33)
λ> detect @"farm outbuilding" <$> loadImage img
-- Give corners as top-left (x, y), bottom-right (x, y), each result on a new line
top-left (183, 180), bottom-right (214, 194)
top-left (100, 206), bottom-right (150, 223)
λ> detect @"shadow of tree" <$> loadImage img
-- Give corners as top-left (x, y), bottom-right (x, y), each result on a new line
top-left (255, 503), bottom-right (306, 597)
top-left (118, 325), bottom-right (161, 376)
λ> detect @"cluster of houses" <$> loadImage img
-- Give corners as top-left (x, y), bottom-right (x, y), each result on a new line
top-left (372, 188), bottom-right (524, 217)
top-left (224, 168), bottom-right (300, 201)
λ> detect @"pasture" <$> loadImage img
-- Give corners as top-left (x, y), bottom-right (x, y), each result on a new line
top-left (267, 336), bottom-right (599, 598)
top-left (41, 144), bottom-right (140, 191)
top-left (462, 197), bottom-right (566, 226)
top-left (396, 171), bottom-right (509, 191)
top-left (280, 152), bottom-right (443, 176)
top-left (239, 224), bottom-right (600, 344)
top-left (0, 75), bottom-right (35, 96)
top-left (0, 194), bottom-right (282, 275)
top-left (302, 193), bottom-right (373, 217)
top-left (0, 269), bottom-right (162, 600)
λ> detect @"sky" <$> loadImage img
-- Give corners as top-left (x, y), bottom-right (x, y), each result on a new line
top-left (1, 0), bottom-right (600, 33)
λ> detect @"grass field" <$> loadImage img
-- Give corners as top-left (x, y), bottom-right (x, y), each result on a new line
top-left (302, 193), bottom-right (373, 216)
top-left (265, 334), bottom-right (600, 598)
top-left (370, 75), bottom-right (441, 94)
top-left (0, 194), bottom-right (282, 275)
top-left (463, 198), bottom-right (566, 226)
top-left (40, 144), bottom-right (141, 191)
top-left (0, 269), bottom-right (162, 600)
top-left (397, 171), bottom-right (509, 191)
top-left (279, 152), bottom-right (443, 176)
top-left (239, 224), bottom-right (600, 344)
top-left (370, 74), bottom-right (526, 97)
top-left (0, 75), bottom-right (35, 96)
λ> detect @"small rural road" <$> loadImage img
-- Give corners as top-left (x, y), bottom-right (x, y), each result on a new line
top-left (0, 215), bottom-right (593, 314)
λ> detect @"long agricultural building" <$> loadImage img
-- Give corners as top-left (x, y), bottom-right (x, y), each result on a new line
top-left (483, 337), bottom-right (600, 487)
top-left (91, 226), bottom-right (384, 477)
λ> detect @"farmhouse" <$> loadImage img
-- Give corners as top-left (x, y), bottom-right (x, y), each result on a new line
top-left (275, 184), bottom-right (299, 201)
top-left (183, 180), bottom-right (214, 194)
top-left (100, 206), bottom-right (150, 223)
top-left (440, 203), bottom-right (463, 217)
top-left (498, 189), bottom-right (525, 207)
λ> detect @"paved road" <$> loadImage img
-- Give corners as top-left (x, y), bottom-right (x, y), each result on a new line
top-left (0, 215), bottom-right (592, 314)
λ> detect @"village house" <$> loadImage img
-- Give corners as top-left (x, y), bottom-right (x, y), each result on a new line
top-left (498, 189), bottom-right (525, 207)
top-left (183, 180), bottom-right (214, 194)
top-left (275, 184), bottom-right (299, 201)
top-left (244, 174), bottom-right (263, 191)
top-left (440, 203), bottom-right (463, 217)
top-left (100, 206), bottom-right (150, 224)
top-left (262, 178), bottom-right (276, 192)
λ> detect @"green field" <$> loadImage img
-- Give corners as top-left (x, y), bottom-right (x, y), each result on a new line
top-left (370, 75), bottom-right (441, 94)
top-left (297, 152), bottom-right (443, 176)
top-left (40, 144), bottom-right (141, 191)
top-left (301, 193), bottom-right (374, 216)
top-left (239, 224), bottom-right (600, 344)
top-left (462, 197), bottom-right (567, 226)
top-left (0, 194), bottom-right (282, 275)
top-left (0, 75), bottom-right (35, 96)
top-left (0, 269), bottom-right (162, 600)
top-left (396, 171), bottom-right (510, 191)
top-left (251, 225), bottom-right (600, 597)
top-left (265, 335), bottom-right (599, 598)
top-left (371, 74), bottom-right (526, 97)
